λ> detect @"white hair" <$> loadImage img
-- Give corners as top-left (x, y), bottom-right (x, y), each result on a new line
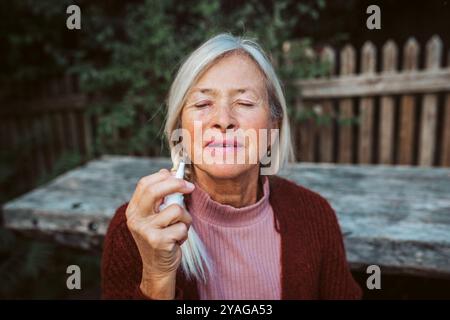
top-left (164, 33), bottom-right (295, 283)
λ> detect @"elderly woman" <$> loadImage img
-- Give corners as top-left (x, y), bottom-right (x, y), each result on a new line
top-left (101, 34), bottom-right (362, 300)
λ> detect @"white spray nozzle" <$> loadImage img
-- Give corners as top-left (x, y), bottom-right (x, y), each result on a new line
top-left (159, 160), bottom-right (186, 211)
top-left (175, 161), bottom-right (185, 179)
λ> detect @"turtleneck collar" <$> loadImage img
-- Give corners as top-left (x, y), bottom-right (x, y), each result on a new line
top-left (185, 176), bottom-right (271, 227)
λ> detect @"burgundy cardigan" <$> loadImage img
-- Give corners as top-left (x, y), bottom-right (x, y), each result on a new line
top-left (101, 175), bottom-right (362, 300)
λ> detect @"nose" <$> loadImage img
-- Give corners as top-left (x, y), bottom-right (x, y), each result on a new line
top-left (211, 103), bottom-right (237, 132)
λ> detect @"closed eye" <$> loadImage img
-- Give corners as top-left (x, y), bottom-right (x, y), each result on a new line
top-left (237, 102), bottom-right (254, 107)
top-left (194, 102), bottom-right (211, 108)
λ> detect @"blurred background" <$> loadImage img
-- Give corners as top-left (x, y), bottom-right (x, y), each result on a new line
top-left (1, 0), bottom-right (449, 299)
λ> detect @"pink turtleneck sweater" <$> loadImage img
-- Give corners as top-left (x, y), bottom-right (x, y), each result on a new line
top-left (184, 176), bottom-right (282, 300)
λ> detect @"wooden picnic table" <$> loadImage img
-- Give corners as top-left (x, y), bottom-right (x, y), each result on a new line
top-left (2, 155), bottom-right (450, 278)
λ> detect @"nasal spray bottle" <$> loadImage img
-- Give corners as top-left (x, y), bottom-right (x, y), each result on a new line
top-left (158, 159), bottom-right (211, 283)
top-left (158, 161), bottom-right (186, 211)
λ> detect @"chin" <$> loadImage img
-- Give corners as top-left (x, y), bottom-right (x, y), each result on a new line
top-left (194, 163), bottom-right (254, 180)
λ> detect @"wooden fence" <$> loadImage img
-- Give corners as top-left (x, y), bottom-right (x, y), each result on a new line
top-left (0, 77), bottom-right (93, 195)
top-left (0, 75), bottom-right (159, 200)
top-left (295, 35), bottom-right (450, 166)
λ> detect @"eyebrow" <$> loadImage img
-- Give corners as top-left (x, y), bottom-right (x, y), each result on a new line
top-left (190, 87), bottom-right (258, 96)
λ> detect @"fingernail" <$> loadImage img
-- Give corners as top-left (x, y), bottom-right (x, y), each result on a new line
top-left (185, 181), bottom-right (195, 190)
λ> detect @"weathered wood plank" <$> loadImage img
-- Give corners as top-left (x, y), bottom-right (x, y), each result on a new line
top-left (297, 100), bottom-right (316, 162)
top-left (10, 119), bottom-right (29, 191)
top-left (379, 41), bottom-right (397, 165)
top-left (440, 49), bottom-right (450, 167)
top-left (62, 112), bottom-right (78, 152)
top-left (398, 38), bottom-right (420, 165)
top-left (297, 69), bottom-right (450, 98)
top-left (2, 156), bottom-right (450, 278)
top-left (318, 101), bottom-right (334, 162)
top-left (51, 112), bottom-right (66, 160)
top-left (398, 95), bottom-right (416, 164)
top-left (297, 49), bottom-right (318, 163)
top-left (16, 117), bottom-right (34, 188)
top-left (419, 95), bottom-right (438, 166)
top-left (419, 36), bottom-right (442, 166)
top-left (441, 94), bottom-right (450, 166)
top-left (358, 98), bottom-right (374, 164)
top-left (42, 113), bottom-right (56, 173)
top-left (34, 116), bottom-right (49, 181)
top-left (338, 45), bottom-right (355, 163)
top-left (81, 111), bottom-right (94, 159)
top-left (0, 94), bottom-right (87, 117)
top-left (318, 46), bottom-right (335, 163)
top-left (358, 42), bottom-right (376, 164)
top-left (379, 96), bottom-right (396, 164)
top-left (26, 116), bottom-right (41, 186)
top-left (338, 100), bottom-right (353, 163)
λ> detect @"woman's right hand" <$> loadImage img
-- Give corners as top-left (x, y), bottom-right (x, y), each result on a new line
top-left (125, 168), bottom-right (195, 299)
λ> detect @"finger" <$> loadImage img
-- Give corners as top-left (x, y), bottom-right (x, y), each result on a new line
top-left (163, 222), bottom-right (189, 245)
top-left (152, 171), bottom-right (181, 213)
top-left (129, 169), bottom-right (171, 207)
top-left (153, 204), bottom-right (192, 228)
top-left (135, 177), bottom-right (195, 217)
top-left (135, 169), bottom-right (172, 196)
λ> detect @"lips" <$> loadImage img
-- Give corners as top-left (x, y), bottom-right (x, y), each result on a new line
top-left (205, 138), bottom-right (244, 148)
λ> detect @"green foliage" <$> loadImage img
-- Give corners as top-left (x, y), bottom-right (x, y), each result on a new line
top-left (67, 0), bottom-right (329, 156)
top-left (0, 0), bottom-right (76, 87)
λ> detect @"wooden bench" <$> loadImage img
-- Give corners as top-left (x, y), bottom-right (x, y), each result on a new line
top-left (2, 155), bottom-right (450, 278)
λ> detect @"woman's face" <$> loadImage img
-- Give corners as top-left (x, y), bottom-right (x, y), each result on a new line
top-left (180, 52), bottom-right (275, 180)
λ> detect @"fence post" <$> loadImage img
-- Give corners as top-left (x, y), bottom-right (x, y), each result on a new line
top-left (297, 48), bottom-right (318, 162)
top-left (358, 41), bottom-right (376, 164)
top-left (419, 36), bottom-right (442, 166)
top-left (379, 40), bottom-right (398, 164)
top-left (398, 38), bottom-right (420, 165)
top-left (338, 45), bottom-right (356, 163)
top-left (441, 48), bottom-right (450, 166)
top-left (317, 46), bottom-right (336, 163)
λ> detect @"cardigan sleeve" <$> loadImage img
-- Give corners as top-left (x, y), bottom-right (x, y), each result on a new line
top-left (318, 202), bottom-right (363, 300)
top-left (101, 202), bottom-right (184, 300)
